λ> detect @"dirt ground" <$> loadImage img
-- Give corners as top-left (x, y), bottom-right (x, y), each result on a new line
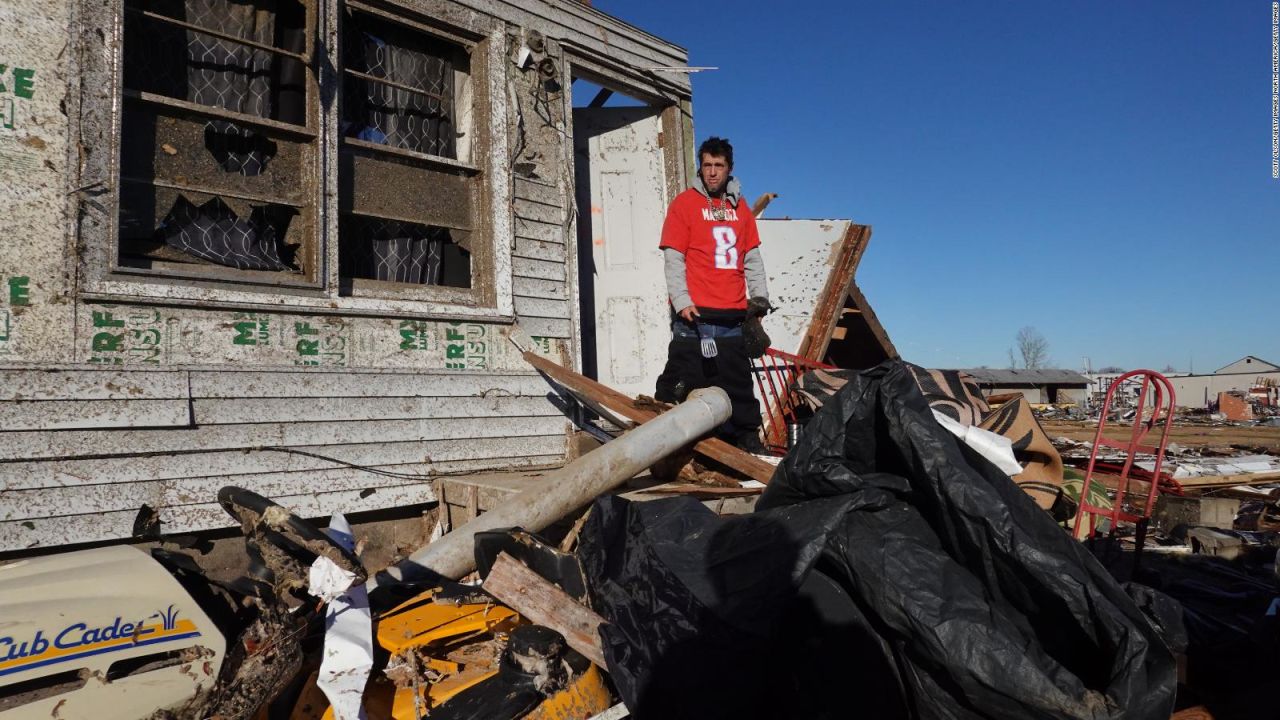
top-left (1040, 419), bottom-right (1280, 454)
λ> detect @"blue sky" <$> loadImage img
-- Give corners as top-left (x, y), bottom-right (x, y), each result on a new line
top-left (592, 0), bottom-right (1279, 373)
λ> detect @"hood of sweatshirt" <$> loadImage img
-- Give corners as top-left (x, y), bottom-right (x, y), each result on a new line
top-left (694, 174), bottom-right (743, 207)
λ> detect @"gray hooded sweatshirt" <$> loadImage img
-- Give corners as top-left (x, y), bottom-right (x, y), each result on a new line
top-left (663, 175), bottom-right (769, 312)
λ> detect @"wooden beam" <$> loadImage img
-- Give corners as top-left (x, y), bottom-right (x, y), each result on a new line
top-left (1176, 470), bottom-right (1280, 489)
top-left (846, 281), bottom-right (899, 359)
top-left (483, 552), bottom-right (608, 668)
top-left (750, 193), bottom-right (777, 217)
top-left (642, 483), bottom-right (762, 498)
top-left (797, 224), bottom-right (872, 363)
top-left (521, 351), bottom-right (776, 484)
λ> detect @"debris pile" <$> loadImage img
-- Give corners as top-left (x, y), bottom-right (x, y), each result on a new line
top-left (3, 359), bottom-right (1279, 720)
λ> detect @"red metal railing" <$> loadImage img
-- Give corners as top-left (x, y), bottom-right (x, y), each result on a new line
top-left (1072, 369), bottom-right (1177, 549)
top-left (751, 348), bottom-right (835, 453)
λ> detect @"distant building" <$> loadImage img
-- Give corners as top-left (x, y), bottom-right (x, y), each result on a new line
top-left (1170, 356), bottom-right (1280, 408)
top-left (953, 368), bottom-right (1090, 404)
top-left (1083, 371), bottom-right (1188, 409)
top-left (1214, 356), bottom-right (1280, 374)
top-left (1083, 357), bottom-right (1280, 409)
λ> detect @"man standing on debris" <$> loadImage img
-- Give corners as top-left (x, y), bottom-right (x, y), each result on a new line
top-left (654, 137), bottom-right (771, 452)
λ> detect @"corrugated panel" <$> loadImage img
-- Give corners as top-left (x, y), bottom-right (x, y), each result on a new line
top-left (959, 368), bottom-right (1091, 385)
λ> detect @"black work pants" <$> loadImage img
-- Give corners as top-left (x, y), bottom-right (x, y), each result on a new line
top-left (654, 326), bottom-right (760, 440)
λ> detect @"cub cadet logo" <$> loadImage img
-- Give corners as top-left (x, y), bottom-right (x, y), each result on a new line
top-left (0, 605), bottom-right (201, 678)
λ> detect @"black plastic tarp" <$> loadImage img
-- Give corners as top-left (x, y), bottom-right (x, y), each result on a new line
top-left (1102, 550), bottom-right (1280, 719)
top-left (578, 361), bottom-right (1175, 720)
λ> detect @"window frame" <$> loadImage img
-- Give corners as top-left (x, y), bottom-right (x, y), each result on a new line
top-left (115, 0), bottom-right (323, 288)
top-left (336, 1), bottom-right (486, 303)
top-left (73, 0), bottom-right (514, 321)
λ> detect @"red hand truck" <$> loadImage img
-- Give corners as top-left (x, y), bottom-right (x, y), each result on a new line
top-left (1071, 370), bottom-right (1177, 554)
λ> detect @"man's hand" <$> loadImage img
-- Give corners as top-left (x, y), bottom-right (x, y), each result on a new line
top-left (747, 297), bottom-right (774, 318)
top-left (678, 305), bottom-right (700, 323)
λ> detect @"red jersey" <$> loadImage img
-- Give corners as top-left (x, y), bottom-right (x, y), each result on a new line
top-left (658, 188), bottom-right (761, 310)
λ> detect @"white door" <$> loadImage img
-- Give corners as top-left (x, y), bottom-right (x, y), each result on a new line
top-left (573, 107), bottom-right (670, 398)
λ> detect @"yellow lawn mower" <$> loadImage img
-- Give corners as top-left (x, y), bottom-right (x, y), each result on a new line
top-left (0, 488), bottom-right (613, 720)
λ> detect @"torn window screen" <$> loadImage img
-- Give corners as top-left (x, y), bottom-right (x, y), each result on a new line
top-left (338, 6), bottom-right (474, 290)
top-left (118, 0), bottom-right (312, 277)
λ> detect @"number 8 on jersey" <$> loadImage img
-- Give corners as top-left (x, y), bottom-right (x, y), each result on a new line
top-left (712, 226), bottom-right (738, 270)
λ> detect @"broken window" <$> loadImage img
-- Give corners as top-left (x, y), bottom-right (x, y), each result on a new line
top-left (118, 0), bottom-right (317, 283)
top-left (338, 3), bottom-right (476, 292)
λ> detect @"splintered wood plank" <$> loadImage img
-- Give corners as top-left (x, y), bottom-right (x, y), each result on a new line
top-left (483, 552), bottom-right (608, 668)
top-left (520, 351), bottom-right (775, 484)
top-left (641, 483), bottom-right (762, 498)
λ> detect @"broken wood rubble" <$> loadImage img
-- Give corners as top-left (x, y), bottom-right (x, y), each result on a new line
top-left (3, 356), bottom-right (1279, 719)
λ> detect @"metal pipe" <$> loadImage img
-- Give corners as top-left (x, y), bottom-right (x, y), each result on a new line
top-left (365, 387), bottom-right (731, 591)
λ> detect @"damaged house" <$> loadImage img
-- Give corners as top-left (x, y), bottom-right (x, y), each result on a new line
top-left (0, 0), bottom-right (714, 552)
top-left (0, 0), bottom-right (899, 554)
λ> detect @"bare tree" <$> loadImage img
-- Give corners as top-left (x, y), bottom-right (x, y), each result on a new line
top-left (1016, 326), bottom-right (1050, 369)
top-left (1007, 348), bottom-right (1018, 370)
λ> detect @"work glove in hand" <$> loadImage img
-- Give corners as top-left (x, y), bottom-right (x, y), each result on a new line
top-left (743, 317), bottom-right (771, 359)
top-left (747, 297), bottom-right (774, 318)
